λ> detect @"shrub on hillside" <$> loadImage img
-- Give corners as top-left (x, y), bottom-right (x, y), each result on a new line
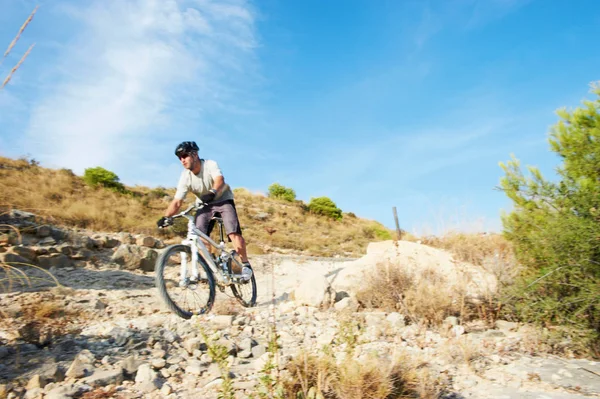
top-left (83, 167), bottom-right (126, 193)
top-left (268, 183), bottom-right (296, 202)
top-left (308, 196), bottom-right (342, 220)
top-left (357, 263), bottom-right (461, 327)
top-left (281, 350), bottom-right (443, 398)
top-left (147, 186), bottom-right (169, 200)
top-left (362, 223), bottom-right (392, 240)
top-left (500, 83), bottom-right (600, 352)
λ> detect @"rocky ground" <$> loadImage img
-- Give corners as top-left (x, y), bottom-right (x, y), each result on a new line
top-left (1, 211), bottom-right (599, 398)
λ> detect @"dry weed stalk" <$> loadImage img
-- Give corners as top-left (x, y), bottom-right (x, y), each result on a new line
top-left (2, 6), bottom-right (38, 60)
top-left (2, 43), bottom-right (35, 88)
top-left (0, 261), bottom-right (61, 293)
top-left (0, 222), bottom-right (60, 292)
top-left (1, 6), bottom-right (37, 89)
top-left (0, 222), bottom-right (23, 244)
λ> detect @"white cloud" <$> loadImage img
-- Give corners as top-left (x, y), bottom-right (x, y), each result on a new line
top-left (464, 0), bottom-right (532, 30)
top-left (22, 0), bottom-right (259, 175)
top-left (410, 0), bottom-right (531, 48)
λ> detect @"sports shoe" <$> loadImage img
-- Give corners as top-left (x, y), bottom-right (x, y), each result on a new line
top-left (241, 263), bottom-right (253, 281)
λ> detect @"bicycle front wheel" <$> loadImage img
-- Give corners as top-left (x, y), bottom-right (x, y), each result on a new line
top-left (155, 244), bottom-right (215, 319)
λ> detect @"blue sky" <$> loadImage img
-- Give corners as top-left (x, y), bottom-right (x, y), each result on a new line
top-left (1, 0), bottom-right (599, 235)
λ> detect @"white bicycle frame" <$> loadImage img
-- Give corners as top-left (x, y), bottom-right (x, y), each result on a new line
top-left (174, 204), bottom-right (245, 287)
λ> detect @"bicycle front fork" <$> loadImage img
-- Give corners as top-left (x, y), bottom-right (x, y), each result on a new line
top-left (179, 247), bottom-right (200, 287)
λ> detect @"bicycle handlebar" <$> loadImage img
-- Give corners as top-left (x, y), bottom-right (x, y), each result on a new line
top-left (170, 203), bottom-right (203, 219)
top-left (159, 202), bottom-right (207, 228)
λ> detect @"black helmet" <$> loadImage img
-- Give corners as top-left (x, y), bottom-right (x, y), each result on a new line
top-left (174, 141), bottom-right (199, 157)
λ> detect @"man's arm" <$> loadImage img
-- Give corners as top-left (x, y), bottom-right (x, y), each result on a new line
top-left (165, 198), bottom-right (184, 217)
top-left (212, 175), bottom-right (225, 194)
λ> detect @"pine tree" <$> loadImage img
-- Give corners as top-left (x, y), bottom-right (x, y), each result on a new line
top-left (500, 82), bottom-right (600, 353)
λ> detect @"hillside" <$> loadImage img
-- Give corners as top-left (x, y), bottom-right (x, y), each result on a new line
top-left (0, 156), bottom-right (395, 257)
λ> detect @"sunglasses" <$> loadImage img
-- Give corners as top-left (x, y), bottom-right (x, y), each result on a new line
top-left (177, 152), bottom-right (191, 159)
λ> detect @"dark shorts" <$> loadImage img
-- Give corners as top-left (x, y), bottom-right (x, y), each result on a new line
top-left (195, 199), bottom-right (242, 237)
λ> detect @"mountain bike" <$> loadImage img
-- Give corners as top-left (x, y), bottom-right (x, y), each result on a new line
top-left (155, 203), bottom-right (257, 319)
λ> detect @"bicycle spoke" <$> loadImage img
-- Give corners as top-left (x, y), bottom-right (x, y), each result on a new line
top-left (156, 244), bottom-right (215, 319)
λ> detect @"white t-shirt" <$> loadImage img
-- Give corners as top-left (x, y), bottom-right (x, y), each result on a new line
top-left (174, 159), bottom-right (234, 204)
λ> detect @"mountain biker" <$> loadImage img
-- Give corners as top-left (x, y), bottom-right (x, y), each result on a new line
top-left (157, 141), bottom-right (253, 281)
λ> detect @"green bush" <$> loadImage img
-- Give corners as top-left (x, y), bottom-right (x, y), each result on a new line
top-left (500, 83), bottom-right (600, 353)
top-left (307, 197), bottom-right (342, 220)
top-left (362, 223), bottom-right (393, 240)
top-left (147, 186), bottom-right (169, 200)
top-left (83, 166), bottom-right (126, 193)
top-left (268, 183), bottom-right (296, 202)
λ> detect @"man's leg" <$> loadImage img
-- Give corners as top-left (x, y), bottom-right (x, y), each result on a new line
top-left (195, 207), bottom-right (214, 259)
top-left (228, 233), bottom-right (252, 280)
top-left (228, 233), bottom-right (248, 263)
top-left (218, 200), bottom-right (252, 280)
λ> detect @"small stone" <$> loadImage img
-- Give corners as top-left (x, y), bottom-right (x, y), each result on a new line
top-left (161, 383), bottom-right (173, 395)
top-left (451, 325), bottom-right (465, 337)
top-left (66, 357), bottom-right (92, 379)
top-left (151, 358), bottom-right (166, 369)
top-left (160, 369), bottom-right (171, 378)
top-left (37, 225), bottom-right (52, 237)
top-left (182, 337), bottom-right (205, 354)
top-left (134, 364), bottom-right (158, 393)
top-left (139, 236), bottom-right (156, 248)
top-left (185, 361), bottom-right (204, 376)
top-left (26, 374), bottom-right (44, 390)
top-left (38, 237), bottom-right (57, 246)
top-left (24, 387), bottom-right (43, 399)
top-left (251, 345), bottom-right (266, 359)
top-left (210, 315), bottom-right (234, 329)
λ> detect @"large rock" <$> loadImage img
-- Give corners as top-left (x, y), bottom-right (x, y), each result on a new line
top-left (36, 225), bottom-right (52, 237)
top-left (137, 236), bottom-right (157, 248)
top-left (38, 253), bottom-right (72, 269)
top-left (111, 244), bottom-right (157, 271)
top-left (82, 367), bottom-right (124, 387)
top-left (330, 240), bottom-right (497, 301)
top-left (103, 237), bottom-right (121, 248)
top-left (0, 251), bottom-right (31, 266)
top-left (293, 275), bottom-right (335, 308)
top-left (12, 246), bottom-right (37, 261)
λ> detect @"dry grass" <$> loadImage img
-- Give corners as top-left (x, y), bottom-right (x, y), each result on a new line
top-left (356, 263), bottom-right (465, 327)
top-left (0, 156), bottom-right (394, 257)
top-left (0, 261), bottom-right (61, 294)
top-left (0, 157), bottom-right (173, 234)
top-left (0, 293), bottom-right (84, 346)
top-left (211, 297), bottom-right (240, 316)
top-left (234, 187), bottom-right (394, 256)
top-left (34, 301), bottom-right (63, 319)
top-left (440, 336), bottom-right (485, 369)
top-left (282, 351), bottom-right (445, 398)
top-left (412, 232), bottom-right (514, 268)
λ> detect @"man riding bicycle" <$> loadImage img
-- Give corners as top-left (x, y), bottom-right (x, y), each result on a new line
top-left (157, 141), bottom-right (253, 281)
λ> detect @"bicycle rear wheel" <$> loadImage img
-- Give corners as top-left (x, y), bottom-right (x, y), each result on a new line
top-left (229, 260), bottom-right (257, 307)
top-left (155, 244), bottom-right (215, 319)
